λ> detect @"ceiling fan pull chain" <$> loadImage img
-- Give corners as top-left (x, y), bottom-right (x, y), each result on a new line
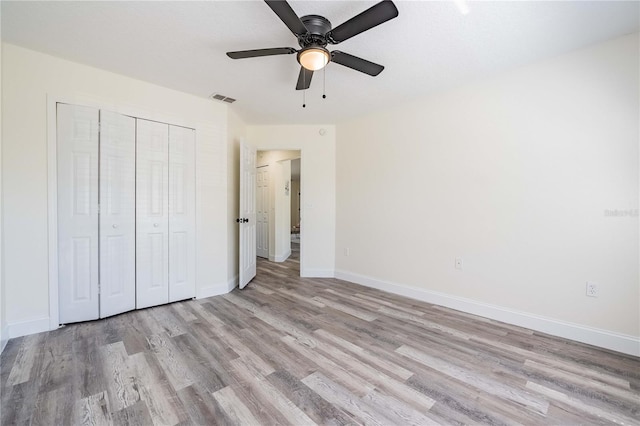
top-left (303, 72), bottom-right (307, 108)
top-left (323, 67), bottom-right (326, 99)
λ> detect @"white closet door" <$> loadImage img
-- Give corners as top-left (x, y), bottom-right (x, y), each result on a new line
top-left (57, 103), bottom-right (100, 323)
top-left (136, 119), bottom-right (169, 309)
top-left (99, 111), bottom-right (136, 318)
top-left (168, 126), bottom-right (196, 302)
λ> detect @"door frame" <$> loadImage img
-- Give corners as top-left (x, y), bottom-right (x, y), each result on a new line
top-left (46, 94), bottom-right (197, 331)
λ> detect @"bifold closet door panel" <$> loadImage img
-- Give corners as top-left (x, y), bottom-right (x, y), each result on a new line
top-left (136, 119), bottom-right (170, 309)
top-left (99, 111), bottom-right (136, 318)
top-left (169, 126), bottom-right (196, 302)
top-left (57, 104), bottom-right (100, 324)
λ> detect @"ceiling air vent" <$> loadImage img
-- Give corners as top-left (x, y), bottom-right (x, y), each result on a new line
top-left (210, 93), bottom-right (236, 103)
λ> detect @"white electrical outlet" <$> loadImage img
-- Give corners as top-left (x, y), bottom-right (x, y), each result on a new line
top-left (344, 248), bottom-right (350, 256)
top-left (455, 257), bottom-right (463, 270)
top-left (586, 282), bottom-right (598, 297)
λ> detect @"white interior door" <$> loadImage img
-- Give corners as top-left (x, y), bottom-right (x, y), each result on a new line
top-left (239, 140), bottom-right (257, 289)
top-left (256, 166), bottom-right (269, 259)
top-left (99, 111), bottom-right (136, 318)
top-left (136, 119), bottom-right (169, 308)
top-left (168, 126), bottom-right (196, 302)
top-left (57, 103), bottom-right (100, 323)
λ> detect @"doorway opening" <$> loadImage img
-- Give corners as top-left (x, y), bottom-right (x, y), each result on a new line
top-left (256, 150), bottom-right (301, 275)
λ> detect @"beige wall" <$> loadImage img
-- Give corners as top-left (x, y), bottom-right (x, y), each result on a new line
top-left (257, 150), bottom-right (300, 167)
top-left (335, 34), bottom-right (639, 350)
top-left (2, 43), bottom-right (230, 335)
top-left (249, 126), bottom-right (336, 277)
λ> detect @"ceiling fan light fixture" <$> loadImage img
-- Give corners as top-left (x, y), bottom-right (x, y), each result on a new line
top-left (298, 47), bottom-right (330, 71)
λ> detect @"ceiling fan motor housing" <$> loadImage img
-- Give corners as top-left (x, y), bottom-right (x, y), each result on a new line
top-left (298, 15), bottom-right (332, 47)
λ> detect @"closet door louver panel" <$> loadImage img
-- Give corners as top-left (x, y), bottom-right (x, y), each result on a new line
top-left (169, 126), bottom-right (196, 302)
top-left (136, 119), bottom-right (170, 309)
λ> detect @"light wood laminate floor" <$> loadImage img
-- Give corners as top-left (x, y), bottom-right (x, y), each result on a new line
top-left (2, 244), bottom-right (639, 425)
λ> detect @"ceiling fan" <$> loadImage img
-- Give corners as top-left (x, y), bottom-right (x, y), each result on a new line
top-left (226, 0), bottom-right (399, 91)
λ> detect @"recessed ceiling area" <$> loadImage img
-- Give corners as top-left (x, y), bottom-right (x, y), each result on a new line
top-left (2, 1), bottom-right (638, 124)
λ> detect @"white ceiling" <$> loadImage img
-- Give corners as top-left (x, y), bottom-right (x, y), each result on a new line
top-left (2, 1), bottom-right (638, 125)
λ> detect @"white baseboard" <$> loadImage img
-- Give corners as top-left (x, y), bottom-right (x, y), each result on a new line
top-left (0, 325), bottom-right (9, 353)
top-left (5, 273), bottom-right (636, 357)
top-left (301, 269), bottom-right (335, 278)
top-left (335, 269), bottom-right (640, 357)
top-left (227, 275), bottom-right (239, 291)
top-left (197, 276), bottom-right (237, 299)
top-left (270, 250), bottom-right (291, 263)
top-left (7, 317), bottom-right (50, 340)
top-left (5, 279), bottom-right (240, 345)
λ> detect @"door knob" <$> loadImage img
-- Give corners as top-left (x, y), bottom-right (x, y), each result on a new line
top-left (236, 218), bottom-right (240, 223)
top-left (112, 224), bottom-right (118, 229)
top-left (243, 218), bottom-right (249, 223)
top-left (153, 223), bottom-right (159, 227)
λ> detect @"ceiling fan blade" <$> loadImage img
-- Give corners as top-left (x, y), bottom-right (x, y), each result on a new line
top-left (227, 47), bottom-right (297, 59)
top-left (331, 51), bottom-right (384, 76)
top-left (265, 0), bottom-right (309, 36)
top-left (327, 0), bottom-right (398, 44)
top-left (296, 67), bottom-right (313, 90)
